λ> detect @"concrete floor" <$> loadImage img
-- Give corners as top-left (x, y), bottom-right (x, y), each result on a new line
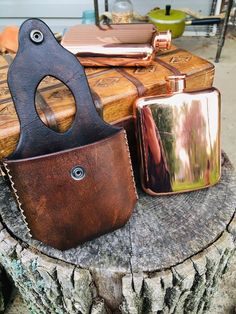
top-left (4, 34), bottom-right (236, 313)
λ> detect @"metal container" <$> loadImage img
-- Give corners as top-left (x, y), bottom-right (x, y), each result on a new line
top-left (148, 5), bottom-right (221, 38)
top-left (135, 75), bottom-right (221, 195)
top-left (61, 23), bottom-right (171, 67)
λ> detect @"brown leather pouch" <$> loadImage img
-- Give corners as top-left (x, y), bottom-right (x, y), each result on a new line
top-left (3, 19), bottom-right (137, 250)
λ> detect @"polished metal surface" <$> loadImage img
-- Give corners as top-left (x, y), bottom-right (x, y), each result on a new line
top-left (74, 43), bottom-right (154, 60)
top-left (166, 74), bottom-right (186, 93)
top-left (30, 29), bottom-right (44, 43)
top-left (135, 88), bottom-right (221, 194)
top-left (73, 31), bottom-right (171, 59)
top-left (153, 30), bottom-right (172, 50)
top-left (71, 166), bottom-right (86, 181)
top-left (65, 31), bottom-right (171, 61)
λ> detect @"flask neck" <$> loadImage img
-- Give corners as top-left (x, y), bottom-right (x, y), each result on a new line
top-left (166, 75), bottom-right (186, 94)
top-left (153, 30), bottom-right (171, 50)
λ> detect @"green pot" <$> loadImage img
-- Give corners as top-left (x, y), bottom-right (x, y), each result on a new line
top-left (148, 5), bottom-right (186, 38)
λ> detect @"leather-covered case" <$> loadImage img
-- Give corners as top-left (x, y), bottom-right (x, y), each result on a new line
top-left (4, 19), bottom-right (137, 250)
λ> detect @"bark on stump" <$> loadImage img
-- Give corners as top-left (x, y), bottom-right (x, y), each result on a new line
top-left (0, 266), bottom-right (7, 312)
top-left (0, 152), bottom-right (236, 314)
top-left (0, 264), bottom-right (13, 312)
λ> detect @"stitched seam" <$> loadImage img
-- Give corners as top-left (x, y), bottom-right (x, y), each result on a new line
top-left (0, 164), bottom-right (6, 177)
top-left (3, 162), bottom-right (32, 237)
top-left (123, 130), bottom-right (138, 200)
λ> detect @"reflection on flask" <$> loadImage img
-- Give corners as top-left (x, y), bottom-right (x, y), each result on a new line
top-left (135, 75), bottom-right (221, 195)
top-left (141, 106), bottom-right (172, 193)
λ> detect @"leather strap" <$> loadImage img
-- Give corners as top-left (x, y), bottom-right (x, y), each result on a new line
top-left (0, 97), bottom-right (11, 105)
top-left (0, 65), bottom-right (8, 70)
top-left (115, 68), bottom-right (147, 97)
top-left (3, 53), bottom-right (60, 132)
top-left (0, 79), bottom-right (7, 85)
top-left (87, 68), bottom-right (115, 79)
top-left (33, 81), bottom-right (102, 123)
top-left (35, 93), bottom-right (59, 132)
top-left (155, 57), bottom-right (182, 76)
top-left (90, 89), bottom-right (103, 115)
top-left (7, 18), bottom-right (118, 159)
top-left (157, 48), bottom-right (183, 57)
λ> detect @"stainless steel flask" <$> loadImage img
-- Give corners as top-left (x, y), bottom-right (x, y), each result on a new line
top-left (135, 75), bottom-right (221, 195)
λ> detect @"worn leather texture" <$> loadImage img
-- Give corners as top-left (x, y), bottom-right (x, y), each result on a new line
top-left (4, 18), bottom-right (137, 250)
top-left (4, 130), bottom-right (137, 250)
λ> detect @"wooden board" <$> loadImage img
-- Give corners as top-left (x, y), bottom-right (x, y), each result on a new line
top-left (0, 47), bottom-right (215, 160)
top-left (0, 153), bottom-right (236, 313)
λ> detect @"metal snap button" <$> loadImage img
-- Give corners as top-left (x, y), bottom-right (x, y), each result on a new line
top-left (71, 166), bottom-right (86, 181)
top-left (30, 30), bottom-right (44, 44)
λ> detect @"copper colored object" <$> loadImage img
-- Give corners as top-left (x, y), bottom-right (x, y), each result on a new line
top-left (0, 26), bottom-right (19, 53)
top-left (4, 18), bottom-right (137, 250)
top-left (135, 75), bottom-right (221, 195)
top-left (153, 30), bottom-right (171, 50)
top-left (61, 24), bottom-right (171, 66)
top-left (166, 74), bottom-right (186, 93)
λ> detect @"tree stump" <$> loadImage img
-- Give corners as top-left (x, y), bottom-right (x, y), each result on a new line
top-left (0, 152), bottom-right (236, 314)
top-left (0, 266), bottom-right (7, 312)
top-left (0, 265), bottom-right (13, 313)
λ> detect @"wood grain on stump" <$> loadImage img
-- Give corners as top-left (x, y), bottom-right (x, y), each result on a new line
top-left (0, 152), bottom-right (236, 314)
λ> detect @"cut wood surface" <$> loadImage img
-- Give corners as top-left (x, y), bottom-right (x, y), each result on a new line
top-left (0, 152), bottom-right (236, 313)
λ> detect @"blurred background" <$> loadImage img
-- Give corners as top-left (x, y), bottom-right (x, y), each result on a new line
top-left (0, 0), bottom-right (234, 34)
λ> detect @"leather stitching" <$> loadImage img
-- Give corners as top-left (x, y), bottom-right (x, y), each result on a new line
top-left (123, 130), bottom-right (138, 200)
top-left (3, 162), bottom-right (32, 237)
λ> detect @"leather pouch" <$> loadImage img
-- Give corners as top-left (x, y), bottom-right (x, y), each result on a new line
top-left (3, 19), bottom-right (137, 250)
top-left (61, 23), bottom-right (171, 67)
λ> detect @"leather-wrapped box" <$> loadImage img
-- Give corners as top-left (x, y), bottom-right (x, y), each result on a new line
top-left (0, 46), bottom-right (215, 159)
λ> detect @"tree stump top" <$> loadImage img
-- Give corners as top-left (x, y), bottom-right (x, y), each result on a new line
top-left (0, 153), bottom-right (236, 274)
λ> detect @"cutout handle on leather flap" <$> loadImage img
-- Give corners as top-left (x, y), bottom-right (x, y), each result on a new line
top-left (7, 18), bottom-right (118, 159)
